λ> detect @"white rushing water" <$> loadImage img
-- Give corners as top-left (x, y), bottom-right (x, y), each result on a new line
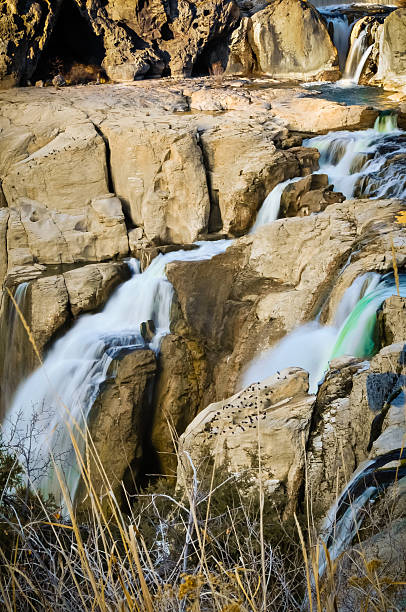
top-left (250, 176), bottom-right (303, 232)
top-left (241, 273), bottom-right (406, 394)
top-left (341, 28), bottom-right (373, 85)
top-left (3, 240), bottom-right (231, 502)
top-left (305, 113), bottom-right (405, 199)
top-left (321, 11), bottom-right (354, 71)
top-left (0, 282), bottom-right (30, 416)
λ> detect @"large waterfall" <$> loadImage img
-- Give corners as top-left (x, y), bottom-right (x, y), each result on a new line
top-left (3, 241), bottom-right (230, 502)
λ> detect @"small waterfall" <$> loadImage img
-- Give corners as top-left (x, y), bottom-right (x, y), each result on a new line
top-left (342, 28), bottom-right (372, 85)
top-left (241, 273), bottom-right (406, 394)
top-left (0, 282), bottom-right (30, 419)
top-left (319, 447), bottom-right (406, 575)
top-left (321, 11), bottom-right (353, 71)
top-left (250, 176), bottom-right (303, 233)
top-left (305, 116), bottom-right (405, 200)
top-left (3, 240), bottom-right (231, 502)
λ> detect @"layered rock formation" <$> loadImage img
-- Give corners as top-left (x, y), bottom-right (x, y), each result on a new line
top-left (0, 0), bottom-right (342, 87)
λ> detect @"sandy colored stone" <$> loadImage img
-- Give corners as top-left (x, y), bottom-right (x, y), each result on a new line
top-left (167, 198), bottom-right (405, 400)
top-left (101, 119), bottom-right (211, 244)
top-left (376, 9), bottom-right (406, 89)
top-left (378, 295), bottom-right (406, 345)
top-left (270, 97), bottom-right (379, 133)
top-left (77, 349), bottom-right (157, 507)
top-left (63, 262), bottom-right (130, 317)
top-left (177, 367), bottom-right (315, 514)
top-left (249, 0), bottom-right (339, 80)
top-left (200, 125), bottom-right (318, 235)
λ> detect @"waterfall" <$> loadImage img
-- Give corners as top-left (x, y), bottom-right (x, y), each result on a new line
top-left (321, 11), bottom-right (353, 71)
top-left (319, 446), bottom-right (406, 575)
top-left (241, 273), bottom-right (406, 394)
top-left (0, 282), bottom-right (30, 419)
top-left (341, 28), bottom-right (372, 85)
top-left (3, 240), bottom-right (231, 502)
top-left (305, 116), bottom-right (405, 200)
top-left (250, 176), bottom-right (303, 232)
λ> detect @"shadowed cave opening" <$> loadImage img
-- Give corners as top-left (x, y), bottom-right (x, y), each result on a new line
top-left (32, 0), bottom-right (106, 84)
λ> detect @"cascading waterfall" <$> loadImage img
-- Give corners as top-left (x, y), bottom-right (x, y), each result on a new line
top-left (241, 273), bottom-right (406, 394)
top-left (3, 241), bottom-right (231, 502)
top-left (319, 446), bottom-right (406, 575)
top-left (305, 112), bottom-right (405, 199)
top-left (341, 27), bottom-right (373, 85)
top-left (250, 176), bottom-right (303, 232)
top-left (0, 282), bottom-right (30, 418)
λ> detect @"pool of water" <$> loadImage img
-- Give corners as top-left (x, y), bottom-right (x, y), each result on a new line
top-left (302, 82), bottom-right (398, 110)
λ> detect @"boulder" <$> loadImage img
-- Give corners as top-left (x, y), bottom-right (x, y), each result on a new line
top-left (375, 8), bottom-right (406, 88)
top-left (101, 119), bottom-right (211, 244)
top-left (77, 349), bottom-right (157, 507)
top-left (199, 125), bottom-right (319, 235)
top-left (248, 0), bottom-right (339, 80)
top-left (177, 367), bottom-right (315, 515)
top-left (270, 97), bottom-right (379, 133)
top-left (378, 295), bottom-right (406, 345)
top-left (280, 174), bottom-right (345, 217)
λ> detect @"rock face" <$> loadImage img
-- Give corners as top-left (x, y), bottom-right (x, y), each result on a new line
top-left (151, 332), bottom-right (210, 476)
top-left (199, 126), bottom-right (318, 235)
top-left (247, 0), bottom-right (339, 80)
top-left (177, 367), bottom-right (315, 515)
top-left (378, 296), bottom-right (406, 345)
top-left (102, 120), bottom-right (211, 244)
top-left (77, 349), bottom-right (157, 507)
top-left (0, 0), bottom-right (343, 86)
top-left (375, 9), bottom-right (406, 88)
top-left (0, 0), bottom-right (62, 88)
top-left (167, 198), bottom-right (406, 401)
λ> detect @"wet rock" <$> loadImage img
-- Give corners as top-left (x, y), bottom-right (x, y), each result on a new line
top-left (151, 333), bottom-right (210, 476)
top-left (167, 198), bottom-right (405, 401)
top-left (140, 320), bottom-right (156, 343)
top-left (63, 262), bottom-right (130, 317)
top-left (77, 349), bottom-right (157, 508)
top-left (280, 174), bottom-right (345, 217)
top-left (199, 124), bottom-right (318, 235)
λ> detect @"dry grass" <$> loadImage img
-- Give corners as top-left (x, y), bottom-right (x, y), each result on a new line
top-left (1, 284), bottom-right (406, 611)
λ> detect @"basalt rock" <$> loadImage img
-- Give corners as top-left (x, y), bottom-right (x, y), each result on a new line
top-left (151, 332), bottom-right (210, 476)
top-left (0, 0), bottom-right (63, 88)
top-left (378, 295), bottom-right (406, 345)
top-left (167, 198), bottom-right (406, 402)
top-left (0, 262), bottom-right (129, 418)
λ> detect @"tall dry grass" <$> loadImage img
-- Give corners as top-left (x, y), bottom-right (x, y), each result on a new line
top-left (1, 285), bottom-right (406, 610)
